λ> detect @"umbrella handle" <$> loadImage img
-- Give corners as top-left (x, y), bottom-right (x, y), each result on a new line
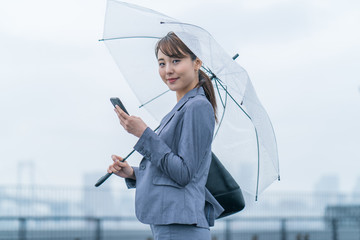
top-left (94, 125), bottom-right (160, 188)
top-left (94, 172), bottom-right (113, 187)
top-left (94, 149), bottom-right (135, 187)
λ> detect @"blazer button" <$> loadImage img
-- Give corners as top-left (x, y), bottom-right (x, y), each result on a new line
top-left (140, 164), bottom-right (146, 170)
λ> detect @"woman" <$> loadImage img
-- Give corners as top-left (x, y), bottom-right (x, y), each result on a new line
top-left (107, 32), bottom-right (223, 239)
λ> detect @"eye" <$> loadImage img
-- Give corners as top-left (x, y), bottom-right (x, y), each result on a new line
top-left (159, 62), bottom-right (165, 67)
top-left (173, 59), bottom-right (180, 64)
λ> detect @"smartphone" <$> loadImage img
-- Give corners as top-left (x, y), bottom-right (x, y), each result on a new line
top-left (110, 97), bottom-right (129, 115)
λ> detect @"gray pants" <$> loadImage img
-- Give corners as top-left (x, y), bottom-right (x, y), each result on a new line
top-left (150, 224), bottom-right (210, 240)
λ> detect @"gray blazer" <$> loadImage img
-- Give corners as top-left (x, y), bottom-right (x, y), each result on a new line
top-left (126, 87), bottom-right (224, 228)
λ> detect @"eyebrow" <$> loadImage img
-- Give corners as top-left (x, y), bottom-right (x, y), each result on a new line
top-left (157, 58), bottom-right (164, 61)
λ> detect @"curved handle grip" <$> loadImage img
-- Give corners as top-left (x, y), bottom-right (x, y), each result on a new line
top-left (95, 172), bottom-right (113, 187)
top-left (94, 126), bottom-right (160, 188)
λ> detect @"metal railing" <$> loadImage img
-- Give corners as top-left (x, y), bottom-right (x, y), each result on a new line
top-left (1, 216), bottom-right (360, 240)
top-left (2, 186), bottom-right (360, 239)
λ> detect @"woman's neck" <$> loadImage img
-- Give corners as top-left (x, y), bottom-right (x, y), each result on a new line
top-left (176, 80), bottom-right (199, 102)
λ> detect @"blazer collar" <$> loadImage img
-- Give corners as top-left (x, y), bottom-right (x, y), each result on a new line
top-left (157, 87), bottom-right (205, 135)
top-left (174, 86), bottom-right (205, 112)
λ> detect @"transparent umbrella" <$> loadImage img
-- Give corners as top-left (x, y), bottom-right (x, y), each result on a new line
top-left (100, 0), bottom-right (280, 200)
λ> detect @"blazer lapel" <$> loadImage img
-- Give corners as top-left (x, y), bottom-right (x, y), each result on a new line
top-left (156, 87), bottom-right (204, 135)
top-left (157, 99), bottom-right (189, 135)
top-left (156, 112), bottom-right (176, 136)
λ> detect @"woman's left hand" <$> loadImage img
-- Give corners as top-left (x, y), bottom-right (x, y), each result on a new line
top-left (114, 105), bottom-right (148, 138)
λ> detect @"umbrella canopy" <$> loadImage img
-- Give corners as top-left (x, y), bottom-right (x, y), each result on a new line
top-left (101, 0), bottom-right (279, 200)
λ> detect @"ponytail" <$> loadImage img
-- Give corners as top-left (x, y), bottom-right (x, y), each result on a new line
top-left (197, 70), bottom-right (218, 123)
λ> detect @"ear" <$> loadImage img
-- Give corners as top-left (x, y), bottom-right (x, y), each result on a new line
top-left (194, 58), bottom-right (202, 71)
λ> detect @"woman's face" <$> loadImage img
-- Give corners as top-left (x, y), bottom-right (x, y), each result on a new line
top-left (157, 50), bottom-right (201, 100)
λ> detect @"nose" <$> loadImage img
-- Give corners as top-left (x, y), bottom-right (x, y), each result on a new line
top-left (165, 64), bottom-right (174, 75)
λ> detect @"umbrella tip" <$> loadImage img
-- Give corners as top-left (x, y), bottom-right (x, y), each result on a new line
top-left (232, 53), bottom-right (239, 60)
top-left (278, 175), bottom-right (281, 181)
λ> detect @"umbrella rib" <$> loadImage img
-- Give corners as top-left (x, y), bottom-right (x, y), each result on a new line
top-left (199, 66), bottom-right (227, 138)
top-left (192, 60), bottom-right (263, 200)
top-left (201, 66), bottom-right (223, 84)
top-left (215, 77), bottom-right (226, 109)
top-left (139, 89), bottom-right (170, 109)
top-left (254, 128), bottom-right (260, 201)
top-left (213, 79), bottom-right (228, 138)
top-left (99, 36), bottom-right (161, 42)
top-left (201, 66), bottom-right (212, 78)
top-left (215, 80), bottom-right (249, 118)
top-left (160, 21), bottom-right (211, 35)
top-left (214, 78), bottom-right (261, 201)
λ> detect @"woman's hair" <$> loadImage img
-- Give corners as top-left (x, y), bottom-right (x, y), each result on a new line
top-left (155, 32), bottom-right (218, 122)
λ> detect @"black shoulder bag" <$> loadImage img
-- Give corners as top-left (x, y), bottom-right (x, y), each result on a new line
top-left (206, 152), bottom-right (245, 218)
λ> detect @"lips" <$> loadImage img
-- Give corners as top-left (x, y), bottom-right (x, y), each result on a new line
top-left (167, 77), bottom-right (178, 83)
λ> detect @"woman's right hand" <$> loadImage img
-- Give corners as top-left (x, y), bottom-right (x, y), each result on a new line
top-left (107, 155), bottom-right (136, 180)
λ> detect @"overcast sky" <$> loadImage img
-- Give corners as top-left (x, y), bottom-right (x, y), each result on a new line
top-left (0, 0), bottom-right (359, 194)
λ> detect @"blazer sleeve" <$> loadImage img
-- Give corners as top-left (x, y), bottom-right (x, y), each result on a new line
top-left (133, 99), bottom-right (215, 187)
top-left (125, 166), bottom-right (139, 189)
